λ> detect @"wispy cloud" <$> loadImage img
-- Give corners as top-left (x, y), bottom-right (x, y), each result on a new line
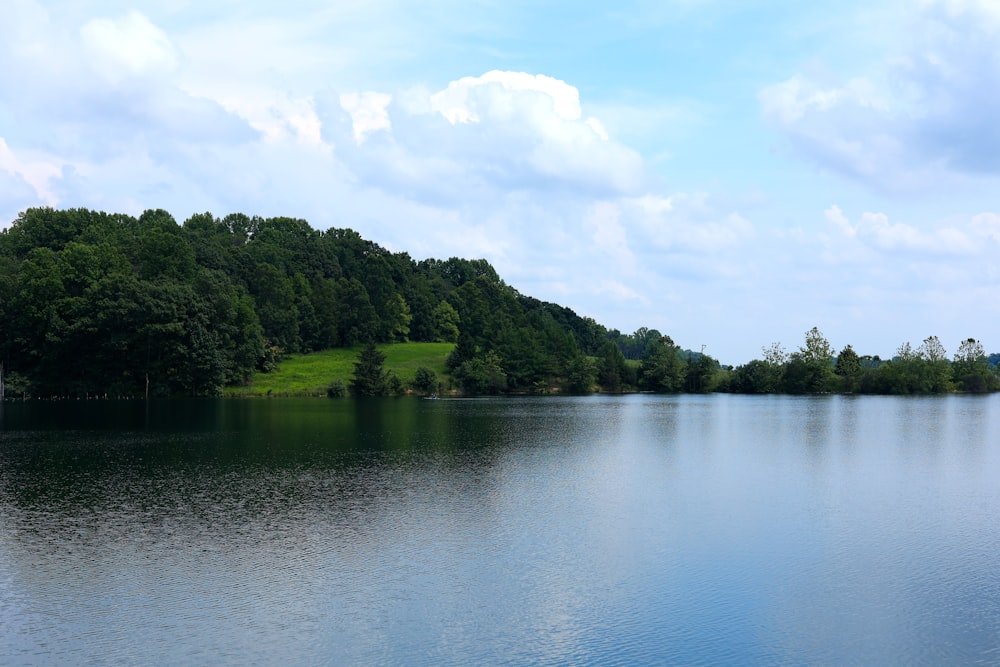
top-left (760, 0), bottom-right (1000, 190)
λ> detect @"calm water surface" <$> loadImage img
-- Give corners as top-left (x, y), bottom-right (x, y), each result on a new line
top-left (1, 394), bottom-right (999, 665)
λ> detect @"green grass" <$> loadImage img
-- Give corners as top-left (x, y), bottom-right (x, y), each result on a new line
top-left (225, 342), bottom-right (455, 397)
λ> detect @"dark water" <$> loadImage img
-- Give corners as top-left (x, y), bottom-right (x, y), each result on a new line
top-left (1, 394), bottom-right (999, 665)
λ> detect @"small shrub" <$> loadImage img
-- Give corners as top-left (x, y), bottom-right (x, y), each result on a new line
top-left (413, 367), bottom-right (437, 394)
top-left (386, 372), bottom-right (403, 396)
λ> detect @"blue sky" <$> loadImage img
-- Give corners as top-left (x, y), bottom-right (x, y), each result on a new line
top-left (2, 0), bottom-right (999, 364)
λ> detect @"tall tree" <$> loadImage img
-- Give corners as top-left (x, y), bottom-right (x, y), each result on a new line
top-left (782, 327), bottom-right (835, 394)
top-left (639, 336), bottom-right (685, 393)
top-left (350, 342), bottom-right (393, 397)
top-left (432, 300), bottom-right (461, 343)
top-left (684, 351), bottom-right (719, 393)
top-left (597, 340), bottom-right (628, 392)
top-left (953, 338), bottom-right (996, 393)
top-left (834, 344), bottom-right (863, 393)
top-left (918, 335), bottom-right (952, 393)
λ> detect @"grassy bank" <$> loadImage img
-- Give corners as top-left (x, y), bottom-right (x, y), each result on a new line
top-left (225, 342), bottom-right (455, 397)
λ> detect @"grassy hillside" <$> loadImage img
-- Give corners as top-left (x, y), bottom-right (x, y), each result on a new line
top-left (226, 342), bottom-right (455, 397)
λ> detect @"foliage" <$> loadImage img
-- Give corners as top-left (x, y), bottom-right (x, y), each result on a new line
top-left (0, 209), bottom-right (265, 397)
top-left (834, 344), bottom-right (862, 393)
top-left (455, 350), bottom-right (507, 394)
top-left (596, 341), bottom-right (629, 392)
top-left (729, 359), bottom-right (776, 394)
top-left (638, 336), bottom-right (686, 393)
top-left (726, 330), bottom-right (1000, 396)
top-left (431, 301), bottom-right (460, 343)
top-left (413, 367), bottom-right (438, 395)
top-left (953, 338), bottom-right (997, 393)
top-left (326, 379), bottom-right (348, 398)
top-left (566, 356), bottom-right (598, 394)
top-left (684, 352), bottom-right (720, 393)
top-left (782, 328), bottom-right (835, 394)
top-left (350, 342), bottom-right (401, 397)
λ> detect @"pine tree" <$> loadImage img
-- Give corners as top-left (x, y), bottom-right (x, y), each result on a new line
top-left (350, 342), bottom-right (389, 396)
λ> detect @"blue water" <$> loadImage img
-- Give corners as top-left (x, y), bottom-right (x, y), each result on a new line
top-left (1, 394), bottom-right (999, 665)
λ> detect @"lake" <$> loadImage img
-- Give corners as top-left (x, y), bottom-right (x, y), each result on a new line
top-left (1, 394), bottom-right (999, 665)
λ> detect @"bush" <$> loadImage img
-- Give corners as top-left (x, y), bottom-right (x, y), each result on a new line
top-left (326, 379), bottom-right (348, 398)
top-left (413, 367), bottom-right (437, 395)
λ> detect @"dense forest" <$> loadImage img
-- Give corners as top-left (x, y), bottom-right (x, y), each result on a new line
top-left (1, 208), bottom-right (997, 398)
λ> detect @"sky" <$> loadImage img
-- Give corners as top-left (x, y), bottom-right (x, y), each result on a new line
top-left (2, 0), bottom-right (999, 364)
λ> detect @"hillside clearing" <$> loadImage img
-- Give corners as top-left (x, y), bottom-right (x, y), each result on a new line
top-left (225, 342), bottom-right (454, 397)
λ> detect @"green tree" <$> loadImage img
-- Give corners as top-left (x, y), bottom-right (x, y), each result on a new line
top-left (566, 355), bottom-right (597, 394)
top-left (308, 276), bottom-right (340, 349)
top-left (881, 341), bottom-right (929, 394)
top-left (447, 330), bottom-right (477, 371)
top-left (782, 327), bottom-right (835, 394)
top-left (350, 342), bottom-right (394, 397)
top-left (953, 338), bottom-right (996, 393)
top-left (684, 351), bottom-right (719, 393)
top-left (456, 350), bottom-right (507, 394)
top-left (385, 293), bottom-right (412, 342)
top-left (834, 344), bottom-right (863, 393)
top-left (249, 263), bottom-right (299, 352)
top-left (336, 277), bottom-right (378, 345)
top-left (432, 300), bottom-right (461, 343)
top-left (747, 341), bottom-right (788, 393)
top-left (413, 367), bottom-right (438, 395)
top-left (639, 336), bottom-right (685, 393)
top-left (597, 340), bottom-right (628, 392)
top-left (917, 335), bottom-right (952, 393)
top-left (730, 359), bottom-right (774, 393)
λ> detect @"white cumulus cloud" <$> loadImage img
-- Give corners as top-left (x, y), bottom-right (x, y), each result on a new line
top-left (430, 70), bottom-right (584, 124)
top-left (318, 70), bottom-right (646, 201)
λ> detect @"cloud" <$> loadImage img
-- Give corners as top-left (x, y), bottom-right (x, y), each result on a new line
top-left (0, 137), bottom-right (62, 204)
top-left (80, 10), bottom-right (179, 84)
top-left (430, 71), bottom-right (585, 124)
top-left (421, 70), bottom-right (645, 196)
top-left (0, 4), bottom-right (260, 218)
top-left (313, 71), bottom-right (646, 206)
top-left (584, 201), bottom-right (637, 271)
top-left (970, 212), bottom-right (1000, 242)
top-left (189, 87), bottom-right (326, 150)
top-left (825, 204), bottom-right (996, 256)
top-left (0, 6), bottom-right (256, 160)
top-left (340, 92), bottom-right (393, 144)
top-left (627, 193), bottom-right (753, 255)
top-left (760, 0), bottom-right (1000, 189)
top-left (0, 167), bottom-right (44, 230)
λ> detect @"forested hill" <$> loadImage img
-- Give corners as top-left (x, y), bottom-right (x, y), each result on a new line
top-left (0, 207), bottom-right (617, 398)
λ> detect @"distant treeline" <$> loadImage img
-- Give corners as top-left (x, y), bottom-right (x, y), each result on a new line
top-left (1, 208), bottom-right (996, 398)
top-left (724, 328), bottom-right (999, 395)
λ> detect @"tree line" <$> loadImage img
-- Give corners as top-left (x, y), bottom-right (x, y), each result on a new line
top-left (724, 328), bottom-right (999, 395)
top-left (1, 208), bottom-right (996, 398)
